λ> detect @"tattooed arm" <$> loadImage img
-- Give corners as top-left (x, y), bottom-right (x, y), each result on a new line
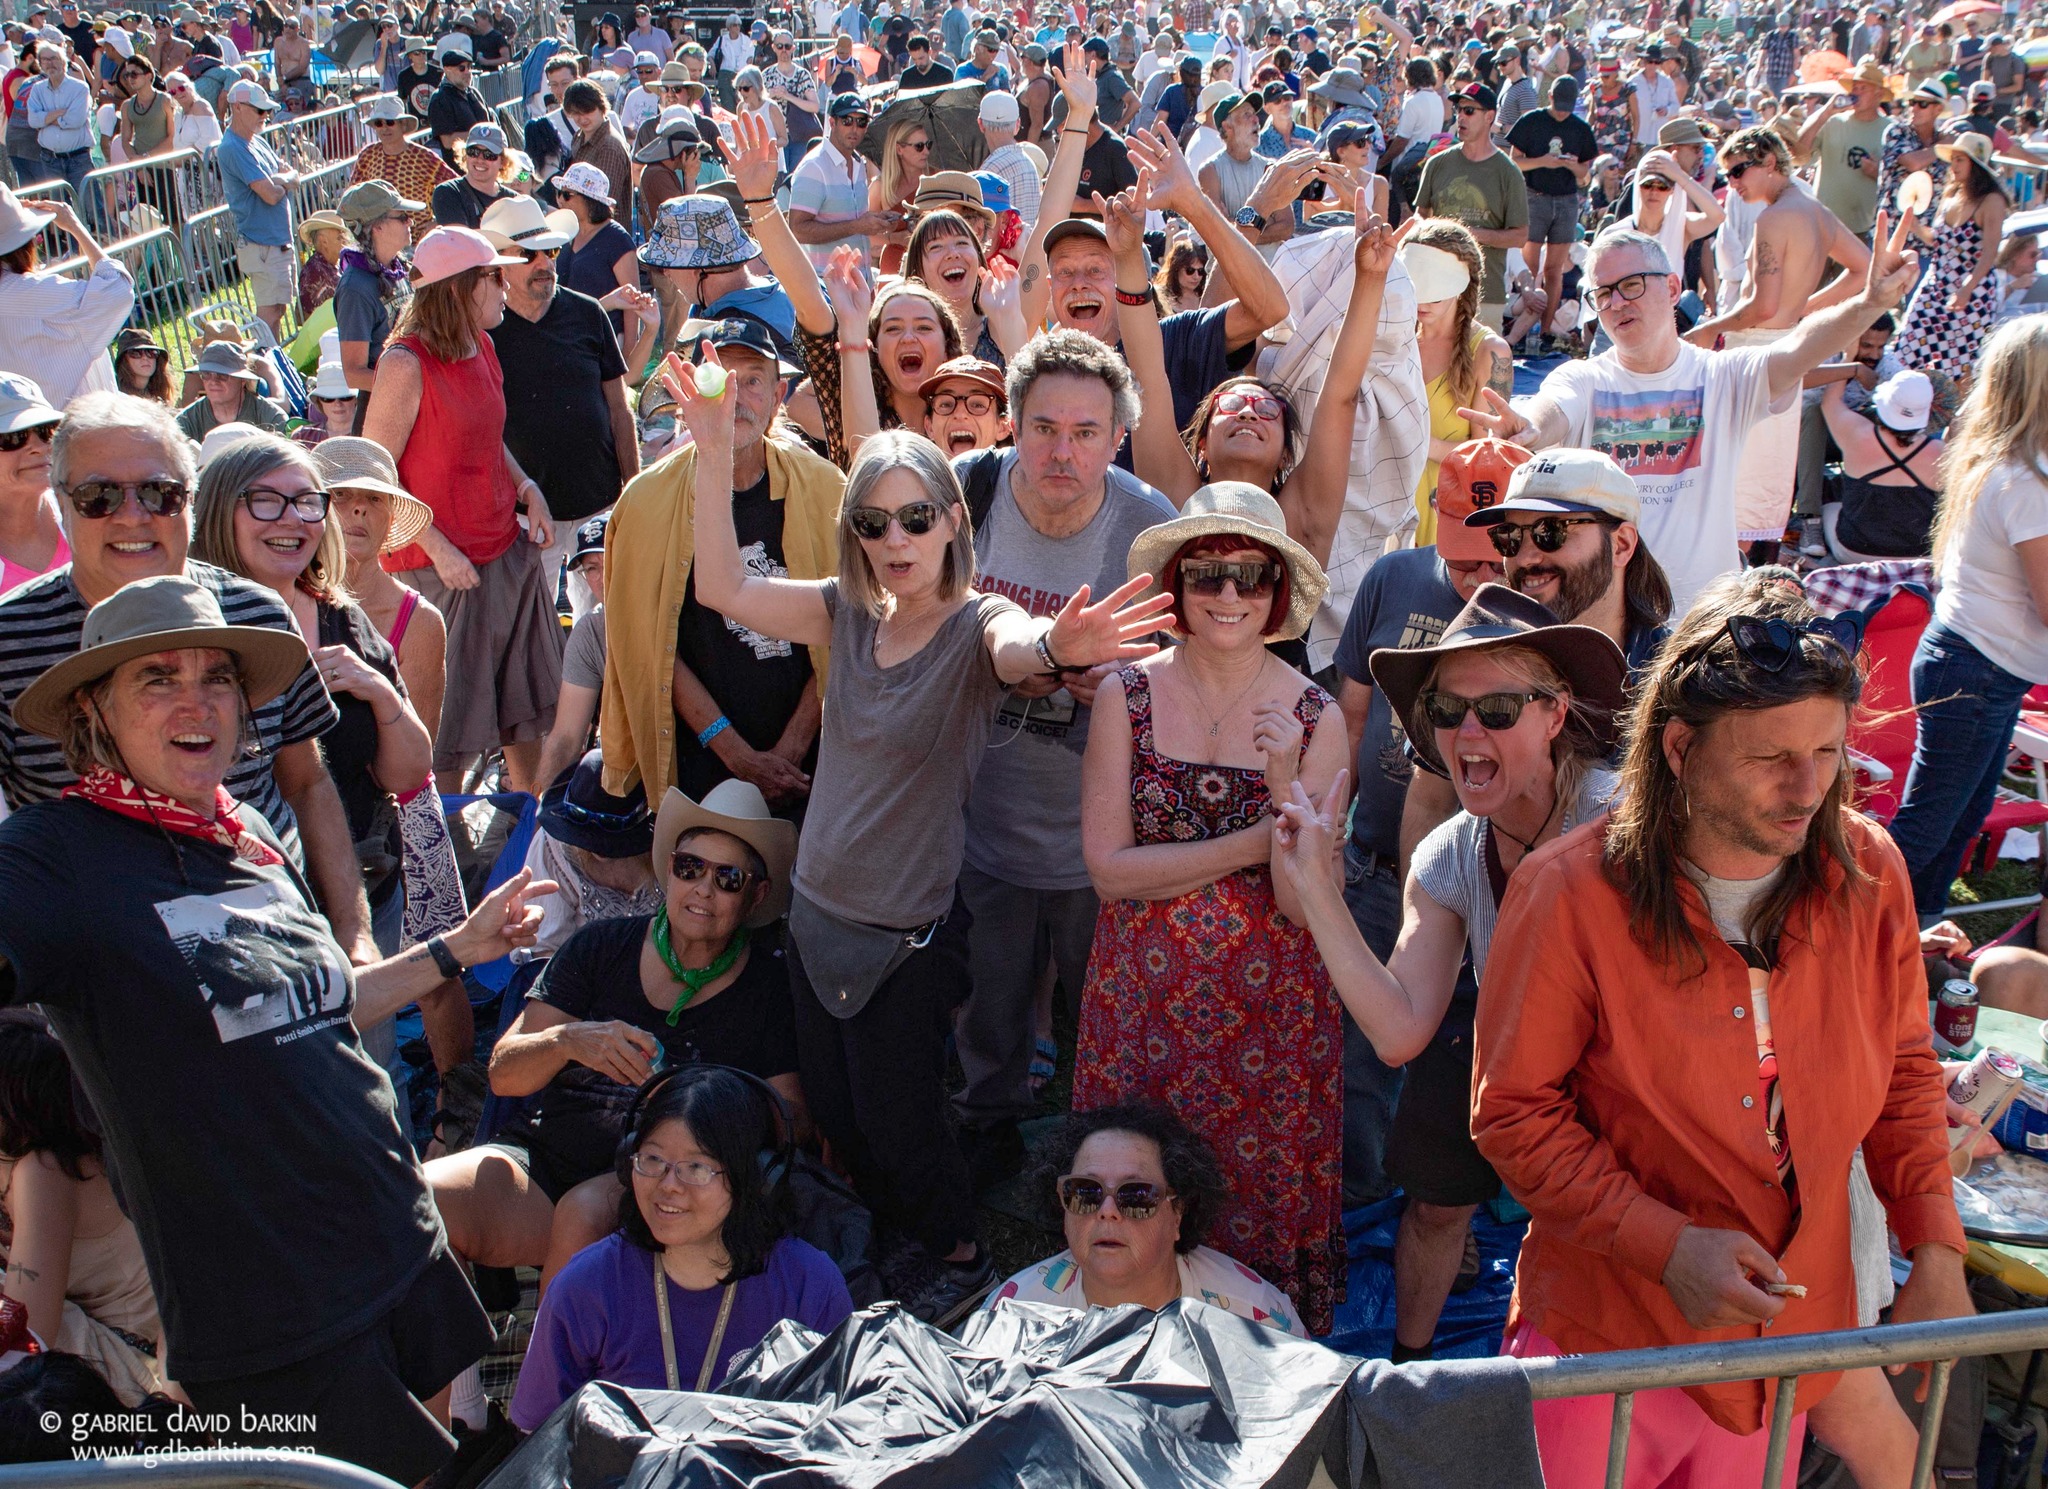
top-left (5, 1153), bottom-right (78, 1345)
top-left (1687, 213), bottom-right (1783, 344)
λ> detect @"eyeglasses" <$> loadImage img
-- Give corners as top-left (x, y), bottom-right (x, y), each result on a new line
top-left (371, 118), bottom-right (403, 127)
top-left (0, 422), bottom-right (54, 452)
top-left (1723, 157), bottom-right (1762, 180)
top-left (241, 485), bottom-right (332, 522)
top-left (848, 500), bottom-right (942, 539)
top-left (1637, 175), bottom-right (1673, 192)
top-left (904, 138), bottom-right (931, 151)
top-left (841, 114), bottom-right (871, 128)
top-left (1486, 515), bottom-right (1607, 557)
top-left (479, 267), bottom-right (504, 284)
top-left (468, 147), bottom-right (501, 160)
top-left (553, 792), bottom-right (642, 830)
top-left (929, 391), bottom-right (997, 416)
top-left (1214, 389), bottom-right (1282, 421)
top-left (1587, 272), bottom-right (1657, 310)
top-left (1057, 1176), bottom-right (1176, 1220)
top-left (1418, 688), bottom-right (1554, 731)
top-left (1723, 612), bottom-right (1866, 670)
top-left (63, 478), bottom-right (190, 519)
top-left (1179, 558), bottom-right (1279, 596)
top-left (1455, 103), bottom-right (1484, 116)
top-left (670, 849), bottom-right (759, 893)
top-left (520, 244), bottom-right (559, 260)
top-left (630, 1151), bottom-right (724, 1186)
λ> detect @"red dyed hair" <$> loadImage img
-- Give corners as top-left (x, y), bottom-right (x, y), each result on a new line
top-left (1168, 533), bottom-right (1290, 637)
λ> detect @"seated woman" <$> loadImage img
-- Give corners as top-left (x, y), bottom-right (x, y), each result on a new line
top-left (509, 1065), bottom-right (853, 1428)
top-left (986, 1102), bottom-right (1307, 1337)
top-left (427, 781), bottom-right (803, 1288)
top-left (1820, 368), bottom-right (1944, 563)
top-left (0, 1011), bottom-right (162, 1405)
top-left (522, 747), bottom-right (663, 963)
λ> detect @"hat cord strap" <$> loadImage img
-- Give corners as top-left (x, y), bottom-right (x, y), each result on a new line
top-left (653, 910), bottom-right (747, 1023)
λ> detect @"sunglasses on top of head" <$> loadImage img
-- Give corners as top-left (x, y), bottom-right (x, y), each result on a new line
top-left (1056, 1176), bottom-right (1175, 1220)
top-left (1723, 612), bottom-right (1867, 671)
top-left (670, 849), bottom-right (758, 893)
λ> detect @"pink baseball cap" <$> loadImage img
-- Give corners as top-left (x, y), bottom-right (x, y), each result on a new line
top-left (409, 225), bottom-right (519, 288)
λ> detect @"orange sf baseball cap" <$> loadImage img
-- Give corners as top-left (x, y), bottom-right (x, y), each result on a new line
top-left (1433, 437), bottom-right (1532, 562)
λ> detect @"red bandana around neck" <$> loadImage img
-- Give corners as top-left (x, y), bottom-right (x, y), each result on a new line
top-left (62, 767), bottom-right (285, 868)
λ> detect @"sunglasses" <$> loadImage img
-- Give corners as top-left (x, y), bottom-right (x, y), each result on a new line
top-left (1420, 688), bottom-right (1554, 731)
top-left (840, 114), bottom-right (872, 127)
top-left (1487, 514), bottom-right (1607, 557)
top-left (519, 244), bottom-right (559, 260)
top-left (903, 138), bottom-right (931, 151)
top-left (929, 390), bottom-right (997, 416)
top-left (1723, 157), bottom-right (1762, 180)
top-left (848, 500), bottom-right (942, 539)
top-left (669, 849), bottom-right (757, 893)
top-left (1637, 175), bottom-right (1673, 192)
top-left (1179, 558), bottom-right (1280, 596)
top-left (241, 485), bottom-right (332, 522)
top-left (371, 117), bottom-right (403, 126)
top-left (1214, 389), bottom-right (1282, 421)
top-left (468, 147), bottom-right (501, 160)
top-left (479, 267), bottom-right (504, 284)
top-left (64, 477), bottom-right (190, 519)
top-left (1455, 103), bottom-right (1484, 116)
top-left (1056, 1176), bottom-right (1176, 1221)
top-left (0, 422), bottom-right (55, 452)
top-left (1723, 612), bottom-right (1866, 670)
top-left (1588, 272), bottom-right (1656, 311)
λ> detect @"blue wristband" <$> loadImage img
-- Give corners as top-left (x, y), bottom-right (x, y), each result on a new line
top-left (697, 715), bottom-right (733, 747)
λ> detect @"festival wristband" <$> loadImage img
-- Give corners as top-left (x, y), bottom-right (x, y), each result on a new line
top-left (743, 195), bottom-right (776, 205)
top-left (1115, 287), bottom-right (1150, 306)
top-left (838, 340), bottom-right (872, 353)
top-left (697, 715), bottom-right (733, 746)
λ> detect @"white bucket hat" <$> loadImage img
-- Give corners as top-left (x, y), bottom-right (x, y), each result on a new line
top-left (1396, 241), bottom-right (1472, 304)
top-left (0, 184), bottom-right (54, 256)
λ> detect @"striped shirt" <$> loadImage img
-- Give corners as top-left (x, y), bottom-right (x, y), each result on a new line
top-left (0, 562), bottom-right (337, 859)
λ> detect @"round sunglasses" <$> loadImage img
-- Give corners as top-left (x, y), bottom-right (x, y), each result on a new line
top-left (1486, 515), bottom-right (1607, 558)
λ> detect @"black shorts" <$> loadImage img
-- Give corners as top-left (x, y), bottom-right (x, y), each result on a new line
top-left (1383, 1023), bottom-right (1501, 1209)
top-left (477, 1133), bottom-right (588, 1204)
top-left (181, 1249), bottom-right (493, 1487)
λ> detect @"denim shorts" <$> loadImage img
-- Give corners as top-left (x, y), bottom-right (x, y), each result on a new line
top-left (1525, 191), bottom-right (1582, 245)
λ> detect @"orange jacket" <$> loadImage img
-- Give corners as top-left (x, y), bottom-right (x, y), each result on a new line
top-left (1473, 810), bottom-right (1965, 1434)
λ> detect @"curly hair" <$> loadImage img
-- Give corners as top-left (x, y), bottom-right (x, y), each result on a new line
top-left (1035, 1103), bottom-right (1229, 1254)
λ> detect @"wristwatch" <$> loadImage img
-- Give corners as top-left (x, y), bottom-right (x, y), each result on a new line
top-left (1235, 205), bottom-right (1267, 231)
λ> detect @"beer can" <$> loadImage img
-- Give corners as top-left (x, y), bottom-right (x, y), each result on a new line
top-left (1950, 1047), bottom-right (2024, 1117)
top-left (1934, 978), bottom-right (1981, 1056)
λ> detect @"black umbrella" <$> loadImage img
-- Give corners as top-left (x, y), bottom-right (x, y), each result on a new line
top-left (321, 18), bottom-right (380, 75)
top-left (857, 78), bottom-right (989, 175)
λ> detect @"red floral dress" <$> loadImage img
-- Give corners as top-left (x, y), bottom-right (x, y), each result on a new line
top-left (1072, 664), bottom-right (1345, 1336)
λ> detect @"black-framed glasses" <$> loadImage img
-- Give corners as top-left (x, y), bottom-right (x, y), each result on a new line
top-left (241, 485), bottom-right (332, 522)
top-left (1588, 272), bottom-right (1656, 311)
top-left (848, 500), bottom-right (942, 539)
top-left (904, 138), bottom-right (931, 151)
top-left (670, 850), bottom-right (757, 893)
top-left (1180, 558), bottom-right (1279, 596)
top-left (1487, 515), bottom-right (1609, 557)
top-left (929, 391), bottom-right (997, 417)
top-left (468, 147), bottom-right (501, 160)
top-left (371, 118), bottom-right (404, 127)
top-left (0, 422), bottom-right (55, 452)
top-left (1056, 1176), bottom-right (1176, 1220)
top-left (1724, 612), bottom-right (1866, 670)
top-left (630, 1151), bottom-right (723, 1186)
top-left (63, 478), bottom-right (190, 519)
top-left (1455, 103), bottom-right (1484, 116)
top-left (1418, 688), bottom-right (1553, 731)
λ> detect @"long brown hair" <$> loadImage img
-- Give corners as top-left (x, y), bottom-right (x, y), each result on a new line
top-left (1602, 571), bottom-right (1868, 978)
top-left (393, 267), bottom-right (488, 361)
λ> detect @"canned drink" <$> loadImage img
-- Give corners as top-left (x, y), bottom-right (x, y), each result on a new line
top-left (1949, 1047), bottom-right (2024, 1117)
top-left (1934, 978), bottom-right (1981, 1056)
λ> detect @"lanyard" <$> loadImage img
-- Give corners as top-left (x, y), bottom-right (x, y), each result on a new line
top-left (654, 1251), bottom-right (736, 1393)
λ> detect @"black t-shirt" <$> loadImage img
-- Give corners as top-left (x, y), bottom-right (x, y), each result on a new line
top-left (1507, 108), bottom-right (1598, 196)
top-left (397, 61), bottom-right (442, 116)
top-left (317, 600), bottom-right (406, 905)
top-left (1076, 128), bottom-right (1138, 204)
top-left (899, 60), bottom-right (955, 88)
top-left (673, 471), bottom-right (815, 800)
top-left (489, 286), bottom-right (629, 524)
top-left (474, 26), bottom-right (509, 65)
top-left (427, 82), bottom-right (490, 160)
top-left (430, 176), bottom-right (503, 228)
top-left (59, 19), bottom-right (98, 60)
top-left (520, 915), bottom-right (799, 1180)
top-left (0, 800), bottom-right (442, 1381)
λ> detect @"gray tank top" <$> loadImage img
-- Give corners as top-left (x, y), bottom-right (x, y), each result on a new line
top-left (1210, 149), bottom-right (1266, 220)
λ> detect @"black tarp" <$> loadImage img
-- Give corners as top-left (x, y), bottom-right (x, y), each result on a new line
top-left (487, 1298), bottom-right (1363, 1487)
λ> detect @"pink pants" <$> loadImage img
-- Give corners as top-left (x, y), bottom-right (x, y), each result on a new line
top-left (1507, 1322), bottom-right (1806, 1489)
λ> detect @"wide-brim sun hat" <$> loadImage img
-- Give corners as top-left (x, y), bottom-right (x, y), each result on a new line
top-left (1366, 583), bottom-right (1627, 775)
top-left (16, 575), bottom-right (309, 740)
top-left (1124, 482), bottom-right (1328, 642)
top-left (1937, 130), bottom-right (2012, 198)
top-left (0, 184), bottom-right (54, 256)
top-left (312, 436), bottom-right (434, 551)
top-left (478, 192), bottom-right (574, 251)
top-left (652, 781), bottom-right (796, 928)
top-left (296, 208), bottom-right (349, 245)
top-left (540, 748), bottom-right (653, 857)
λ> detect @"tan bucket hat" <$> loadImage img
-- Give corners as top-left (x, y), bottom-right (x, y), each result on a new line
top-left (1124, 482), bottom-right (1328, 642)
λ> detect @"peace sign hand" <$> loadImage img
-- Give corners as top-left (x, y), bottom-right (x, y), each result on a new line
top-left (1864, 210), bottom-right (1920, 311)
top-left (1456, 386), bottom-right (1531, 442)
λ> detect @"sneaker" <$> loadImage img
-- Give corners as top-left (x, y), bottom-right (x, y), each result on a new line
top-left (901, 1246), bottom-right (998, 1330)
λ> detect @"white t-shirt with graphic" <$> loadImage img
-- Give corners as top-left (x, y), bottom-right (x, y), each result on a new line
top-left (1533, 341), bottom-right (1786, 613)
top-left (984, 1244), bottom-right (1307, 1337)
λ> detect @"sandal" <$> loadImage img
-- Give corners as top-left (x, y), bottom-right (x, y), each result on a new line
top-left (1027, 1035), bottom-right (1058, 1095)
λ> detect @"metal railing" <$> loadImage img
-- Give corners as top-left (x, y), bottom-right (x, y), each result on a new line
top-left (0, 1456), bottom-right (402, 1489)
top-left (1501, 1308), bottom-right (2048, 1489)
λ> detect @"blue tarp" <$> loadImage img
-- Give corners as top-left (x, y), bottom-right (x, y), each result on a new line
top-left (1512, 351), bottom-right (1569, 398)
top-left (1326, 1195), bottom-right (1527, 1361)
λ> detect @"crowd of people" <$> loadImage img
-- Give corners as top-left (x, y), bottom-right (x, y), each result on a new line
top-left (2, 0), bottom-right (2048, 1484)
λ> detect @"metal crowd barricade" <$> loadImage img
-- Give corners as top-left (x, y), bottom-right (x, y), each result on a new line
top-left (1490, 1307), bottom-right (2048, 1489)
top-left (1998, 155), bottom-right (2048, 212)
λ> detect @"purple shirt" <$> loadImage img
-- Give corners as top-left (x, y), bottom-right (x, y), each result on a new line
top-left (510, 1232), bottom-right (853, 1430)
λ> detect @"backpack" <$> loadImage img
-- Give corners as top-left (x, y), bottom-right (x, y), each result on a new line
top-left (955, 446), bottom-right (1008, 533)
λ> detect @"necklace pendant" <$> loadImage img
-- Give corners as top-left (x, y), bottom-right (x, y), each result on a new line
top-left (1208, 722), bottom-right (1220, 738)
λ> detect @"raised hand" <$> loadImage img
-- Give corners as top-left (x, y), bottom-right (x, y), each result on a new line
top-left (1273, 772), bottom-right (1350, 900)
top-left (1050, 61), bottom-right (1097, 117)
top-left (1865, 210), bottom-right (1920, 310)
top-left (1455, 386), bottom-right (1531, 442)
top-left (1125, 126), bottom-right (1200, 212)
top-left (822, 241), bottom-right (873, 332)
top-left (727, 107), bottom-right (782, 201)
top-left (1097, 184), bottom-right (1146, 258)
top-left (1354, 195), bottom-right (1395, 277)
top-left (1044, 573), bottom-right (1177, 669)
top-left (978, 253), bottom-right (1020, 317)
top-left (659, 340), bottom-right (737, 451)
top-left (1246, 148), bottom-right (1318, 221)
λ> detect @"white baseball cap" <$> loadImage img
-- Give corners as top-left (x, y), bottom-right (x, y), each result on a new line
top-left (1873, 370), bottom-right (1933, 433)
top-left (227, 78), bottom-right (279, 110)
top-left (1466, 447), bottom-right (1643, 525)
top-left (978, 89), bottom-right (1020, 125)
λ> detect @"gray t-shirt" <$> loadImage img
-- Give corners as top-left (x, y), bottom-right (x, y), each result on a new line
top-left (963, 460), bottom-right (1176, 891)
top-left (562, 605), bottom-right (607, 691)
top-left (1412, 766), bottom-right (1617, 976)
top-left (793, 579), bottom-right (1024, 925)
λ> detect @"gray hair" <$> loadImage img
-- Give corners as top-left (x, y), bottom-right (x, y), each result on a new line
top-left (734, 64), bottom-right (763, 92)
top-left (1005, 327), bottom-right (1142, 435)
top-left (50, 390), bottom-right (197, 510)
top-left (1588, 225), bottom-right (1673, 278)
top-left (836, 430), bottom-right (976, 618)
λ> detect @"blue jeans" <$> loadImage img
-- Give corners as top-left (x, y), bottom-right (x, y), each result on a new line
top-left (1887, 620), bottom-right (2035, 917)
top-left (1340, 842), bottom-right (1408, 1207)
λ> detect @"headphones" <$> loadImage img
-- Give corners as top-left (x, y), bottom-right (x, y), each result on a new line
top-left (613, 1062), bottom-right (797, 1197)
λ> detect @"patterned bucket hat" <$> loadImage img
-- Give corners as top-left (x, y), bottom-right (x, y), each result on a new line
top-left (638, 193), bottom-right (762, 270)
